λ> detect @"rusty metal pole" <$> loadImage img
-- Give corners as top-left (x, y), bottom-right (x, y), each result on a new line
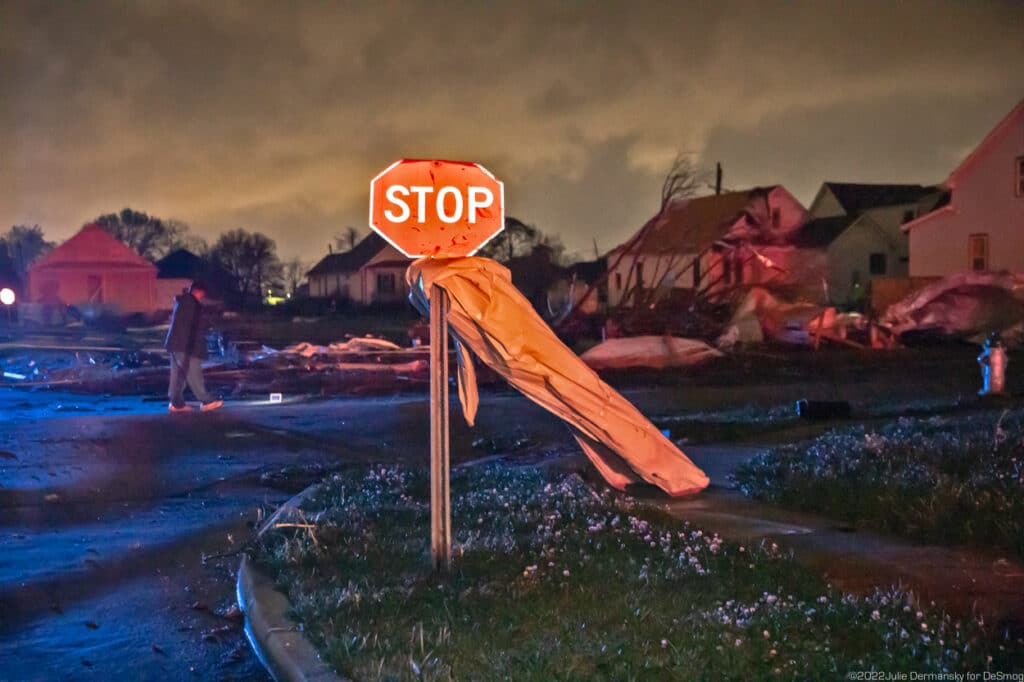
top-left (429, 284), bottom-right (451, 572)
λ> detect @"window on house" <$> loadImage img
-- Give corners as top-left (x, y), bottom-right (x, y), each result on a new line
top-left (869, 253), bottom-right (887, 275)
top-left (377, 272), bottom-right (396, 294)
top-left (902, 209), bottom-right (915, 224)
top-left (968, 234), bottom-right (989, 271)
top-left (635, 262), bottom-right (644, 289)
top-left (615, 272), bottom-right (622, 291)
top-left (771, 208), bottom-right (781, 229)
top-left (722, 258), bottom-right (732, 284)
top-left (1017, 156), bottom-right (1024, 196)
top-left (735, 258), bottom-right (744, 284)
top-left (692, 257), bottom-right (701, 289)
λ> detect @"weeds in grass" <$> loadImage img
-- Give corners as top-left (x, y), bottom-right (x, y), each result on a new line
top-left (254, 463), bottom-right (1022, 679)
top-left (734, 409), bottom-right (1024, 558)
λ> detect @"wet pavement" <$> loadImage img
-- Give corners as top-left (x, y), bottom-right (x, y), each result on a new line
top-left (0, 350), bottom-right (1010, 680)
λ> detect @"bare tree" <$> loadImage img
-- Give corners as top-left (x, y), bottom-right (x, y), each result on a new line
top-left (555, 155), bottom-right (706, 328)
top-left (477, 217), bottom-right (565, 264)
top-left (211, 229), bottom-right (283, 308)
top-left (335, 226), bottom-right (362, 252)
top-left (164, 220), bottom-right (209, 256)
top-left (92, 208), bottom-right (187, 260)
top-left (282, 257), bottom-right (308, 295)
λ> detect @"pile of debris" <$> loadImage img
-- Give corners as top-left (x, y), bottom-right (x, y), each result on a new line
top-left (881, 271), bottom-right (1024, 343)
top-left (0, 335), bottom-right (432, 396)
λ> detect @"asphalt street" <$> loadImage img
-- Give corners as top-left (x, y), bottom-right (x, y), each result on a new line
top-left (0, 351), bottom-right (987, 680)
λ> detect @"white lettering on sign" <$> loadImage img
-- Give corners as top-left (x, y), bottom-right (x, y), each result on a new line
top-left (383, 185), bottom-right (410, 222)
top-left (382, 185), bottom-right (495, 225)
top-left (467, 187), bottom-right (493, 224)
top-left (436, 187), bottom-right (462, 224)
top-left (409, 186), bottom-right (434, 223)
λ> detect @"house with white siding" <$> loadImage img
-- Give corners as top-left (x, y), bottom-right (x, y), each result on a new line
top-left (307, 233), bottom-right (409, 305)
top-left (802, 182), bottom-right (945, 306)
top-left (903, 98), bottom-right (1024, 276)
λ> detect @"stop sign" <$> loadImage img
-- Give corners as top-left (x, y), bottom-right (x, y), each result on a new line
top-left (369, 159), bottom-right (504, 258)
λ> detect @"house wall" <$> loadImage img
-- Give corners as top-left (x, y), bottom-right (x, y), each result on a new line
top-left (827, 214), bottom-right (909, 306)
top-left (808, 187), bottom-right (846, 218)
top-left (606, 251), bottom-right (701, 306)
top-left (309, 272), bottom-right (358, 300)
top-left (359, 266), bottom-right (408, 305)
top-left (752, 186), bottom-right (810, 243)
top-left (909, 111), bottom-right (1024, 276)
top-left (155, 278), bottom-right (192, 309)
top-left (28, 266), bottom-right (156, 314)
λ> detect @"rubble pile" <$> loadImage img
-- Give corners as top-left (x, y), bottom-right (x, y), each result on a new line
top-left (0, 335), bottom-right (432, 396)
top-left (882, 271), bottom-right (1024, 342)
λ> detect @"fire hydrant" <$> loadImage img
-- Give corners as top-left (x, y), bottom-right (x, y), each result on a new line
top-left (978, 333), bottom-right (1008, 396)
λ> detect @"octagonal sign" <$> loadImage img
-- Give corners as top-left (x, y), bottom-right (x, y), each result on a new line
top-left (369, 159), bottom-right (504, 258)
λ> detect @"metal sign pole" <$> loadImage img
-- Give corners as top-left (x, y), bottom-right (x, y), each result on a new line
top-left (429, 284), bottom-right (452, 572)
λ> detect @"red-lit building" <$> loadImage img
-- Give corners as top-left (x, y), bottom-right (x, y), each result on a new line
top-left (26, 223), bottom-right (158, 316)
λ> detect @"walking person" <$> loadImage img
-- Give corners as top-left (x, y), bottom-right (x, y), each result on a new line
top-left (165, 281), bottom-right (222, 413)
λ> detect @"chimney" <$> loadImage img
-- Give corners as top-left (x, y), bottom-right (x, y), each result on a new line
top-left (715, 163), bottom-right (723, 195)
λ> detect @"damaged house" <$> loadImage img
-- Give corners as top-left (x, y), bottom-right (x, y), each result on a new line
top-left (307, 233), bottom-right (409, 306)
top-left (606, 186), bottom-right (815, 308)
top-left (801, 182), bottom-right (946, 308)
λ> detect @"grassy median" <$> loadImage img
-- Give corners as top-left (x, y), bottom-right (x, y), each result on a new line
top-left (734, 408), bottom-right (1024, 559)
top-left (253, 463), bottom-right (1022, 680)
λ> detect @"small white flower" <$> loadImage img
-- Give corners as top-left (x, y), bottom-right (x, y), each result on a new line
top-left (871, 610), bottom-right (880, 621)
top-left (660, 639), bottom-right (668, 648)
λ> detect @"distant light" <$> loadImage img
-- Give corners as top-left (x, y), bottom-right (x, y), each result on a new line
top-left (0, 288), bottom-right (14, 305)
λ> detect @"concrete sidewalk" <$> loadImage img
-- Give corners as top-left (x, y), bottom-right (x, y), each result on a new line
top-left (674, 445), bottom-right (1024, 623)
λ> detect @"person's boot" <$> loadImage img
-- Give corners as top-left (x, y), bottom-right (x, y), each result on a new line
top-left (200, 400), bottom-right (223, 412)
top-left (169, 403), bottom-right (193, 413)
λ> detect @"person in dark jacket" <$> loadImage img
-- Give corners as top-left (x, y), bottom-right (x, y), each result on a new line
top-left (165, 281), bottom-right (222, 412)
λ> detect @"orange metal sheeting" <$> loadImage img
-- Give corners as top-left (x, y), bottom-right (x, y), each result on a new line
top-left (407, 257), bottom-right (709, 497)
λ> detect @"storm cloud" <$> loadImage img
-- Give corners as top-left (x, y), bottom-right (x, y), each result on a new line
top-left (2, 0), bottom-right (1021, 261)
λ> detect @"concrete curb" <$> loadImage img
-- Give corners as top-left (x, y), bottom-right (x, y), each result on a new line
top-left (238, 483), bottom-right (345, 682)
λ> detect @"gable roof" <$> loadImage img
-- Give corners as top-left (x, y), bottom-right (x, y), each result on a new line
top-left (156, 249), bottom-right (206, 279)
top-left (946, 98), bottom-right (1024, 188)
top-left (792, 215), bottom-right (858, 248)
top-left (822, 183), bottom-right (939, 215)
top-left (307, 233), bottom-right (389, 276)
top-left (622, 188), bottom-right (776, 256)
top-left (29, 224), bottom-right (156, 271)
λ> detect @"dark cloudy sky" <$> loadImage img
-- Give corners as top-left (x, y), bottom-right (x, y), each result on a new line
top-left (2, 1), bottom-right (1022, 263)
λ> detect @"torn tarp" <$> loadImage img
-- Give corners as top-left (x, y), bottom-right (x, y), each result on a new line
top-left (581, 336), bottom-right (723, 370)
top-left (407, 257), bottom-right (709, 497)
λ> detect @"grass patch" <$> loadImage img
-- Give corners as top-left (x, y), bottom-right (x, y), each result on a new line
top-left (734, 409), bottom-right (1024, 558)
top-left (253, 464), bottom-right (1022, 680)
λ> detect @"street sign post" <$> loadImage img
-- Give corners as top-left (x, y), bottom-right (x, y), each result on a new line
top-left (369, 159), bottom-right (504, 572)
